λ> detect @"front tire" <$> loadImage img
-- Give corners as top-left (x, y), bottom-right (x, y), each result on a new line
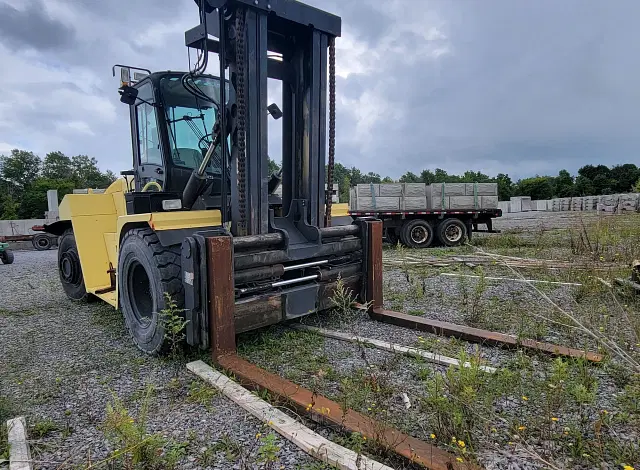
top-left (401, 220), bottom-right (435, 249)
top-left (1, 249), bottom-right (14, 264)
top-left (437, 218), bottom-right (467, 247)
top-left (118, 228), bottom-right (183, 355)
top-left (58, 229), bottom-right (90, 300)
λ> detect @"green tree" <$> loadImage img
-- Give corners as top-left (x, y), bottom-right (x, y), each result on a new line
top-left (419, 169), bottom-right (436, 185)
top-left (609, 164), bottom-right (640, 193)
top-left (71, 155), bottom-right (116, 188)
top-left (496, 173), bottom-right (513, 201)
top-left (42, 151), bottom-right (73, 180)
top-left (19, 177), bottom-right (75, 219)
top-left (574, 175), bottom-right (594, 196)
top-left (554, 169), bottom-right (575, 197)
top-left (515, 176), bottom-right (554, 200)
top-left (399, 171), bottom-right (420, 183)
top-left (633, 178), bottom-right (640, 193)
top-left (268, 158), bottom-right (281, 174)
top-left (0, 149), bottom-right (41, 190)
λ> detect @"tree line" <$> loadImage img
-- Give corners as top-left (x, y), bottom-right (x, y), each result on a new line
top-left (0, 149), bottom-right (116, 219)
top-left (2, 149), bottom-right (639, 219)
top-left (329, 162), bottom-right (640, 203)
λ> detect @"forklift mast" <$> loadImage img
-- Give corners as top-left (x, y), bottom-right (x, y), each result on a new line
top-left (185, 0), bottom-right (340, 236)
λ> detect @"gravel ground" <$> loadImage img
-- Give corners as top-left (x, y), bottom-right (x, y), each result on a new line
top-left (0, 250), bottom-right (329, 470)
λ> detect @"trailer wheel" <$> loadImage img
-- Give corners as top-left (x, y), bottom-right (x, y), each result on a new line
top-left (118, 227), bottom-right (183, 355)
top-left (401, 220), bottom-right (434, 249)
top-left (58, 229), bottom-right (90, 301)
top-left (437, 218), bottom-right (467, 247)
top-left (1, 249), bottom-right (14, 264)
top-left (33, 234), bottom-right (52, 251)
top-left (385, 228), bottom-right (399, 246)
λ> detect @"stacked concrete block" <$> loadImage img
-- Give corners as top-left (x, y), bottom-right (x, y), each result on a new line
top-left (480, 196), bottom-right (499, 209)
top-left (378, 183), bottom-right (403, 197)
top-left (532, 200), bottom-right (549, 211)
top-left (551, 199), bottom-right (560, 211)
top-left (355, 197), bottom-right (400, 210)
top-left (617, 193), bottom-right (639, 213)
top-left (402, 197), bottom-right (428, 210)
top-left (597, 194), bottom-right (619, 212)
top-left (498, 201), bottom-right (509, 213)
top-left (0, 219), bottom-right (47, 237)
top-left (583, 196), bottom-right (598, 211)
top-left (520, 196), bottom-right (532, 211)
top-left (509, 197), bottom-right (522, 213)
top-left (403, 183), bottom-right (427, 197)
top-left (465, 183), bottom-right (499, 196)
top-left (356, 184), bottom-right (379, 197)
top-left (571, 197), bottom-right (583, 211)
top-left (560, 197), bottom-right (572, 211)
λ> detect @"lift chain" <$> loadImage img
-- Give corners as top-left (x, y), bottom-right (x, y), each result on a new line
top-left (324, 37), bottom-right (336, 227)
top-left (235, 7), bottom-right (248, 235)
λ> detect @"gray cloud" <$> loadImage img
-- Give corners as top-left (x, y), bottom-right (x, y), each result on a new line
top-left (0, 1), bottom-right (75, 50)
top-left (0, 0), bottom-right (639, 182)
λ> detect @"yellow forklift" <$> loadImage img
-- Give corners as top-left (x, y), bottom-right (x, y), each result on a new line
top-left (45, 0), bottom-right (375, 355)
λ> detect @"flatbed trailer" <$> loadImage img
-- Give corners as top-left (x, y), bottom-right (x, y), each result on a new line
top-left (348, 208), bottom-right (502, 248)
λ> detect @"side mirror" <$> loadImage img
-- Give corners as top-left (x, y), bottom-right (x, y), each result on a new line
top-left (119, 85), bottom-right (139, 105)
top-left (267, 103), bottom-right (283, 120)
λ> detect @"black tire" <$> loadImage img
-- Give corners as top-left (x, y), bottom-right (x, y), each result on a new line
top-left (1, 249), bottom-right (14, 264)
top-left (401, 220), bottom-right (435, 249)
top-left (33, 234), bottom-right (52, 251)
top-left (58, 229), bottom-right (90, 301)
top-left (118, 228), bottom-right (183, 355)
top-left (437, 218), bottom-right (468, 247)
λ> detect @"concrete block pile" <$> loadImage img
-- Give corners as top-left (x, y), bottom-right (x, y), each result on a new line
top-left (350, 182), bottom-right (498, 211)
top-left (521, 193), bottom-right (640, 214)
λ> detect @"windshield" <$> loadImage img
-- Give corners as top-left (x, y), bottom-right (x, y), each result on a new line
top-left (160, 76), bottom-right (230, 174)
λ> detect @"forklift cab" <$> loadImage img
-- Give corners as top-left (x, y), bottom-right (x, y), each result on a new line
top-left (119, 70), bottom-right (232, 212)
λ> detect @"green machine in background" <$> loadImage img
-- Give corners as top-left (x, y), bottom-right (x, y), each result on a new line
top-left (0, 241), bottom-right (14, 264)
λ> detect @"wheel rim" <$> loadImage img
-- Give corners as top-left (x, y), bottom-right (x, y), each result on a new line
top-left (444, 225), bottom-right (463, 243)
top-left (127, 260), bottom-right (154, 324)
top-left (59, 250), bottom-right (82, 286)
top-left (410, 226), bottom-right (429, 244)
top-left (36, 237), bottom-right (49, 248)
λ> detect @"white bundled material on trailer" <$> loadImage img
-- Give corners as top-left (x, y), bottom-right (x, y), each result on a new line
top-left (428, 182), bottom-right (467, 197)
top-left (448, 196), bottom-right (477, 209)
top-left (571, 197), bottom-right (583, 211)
top-left (355, 196), bottom-right (400, 211)
top-left (356, 183), bottom-right (379, 197)
top-left (481, 196), bottom-right (499, 209)
top-left (465, 183), bottom-right (498, 196)
top-left (378, 183), bottom-right (403, 197)
top-left (402, 197), bottom-right (428, 210)
top-left (403, 183), bottom-right (426, 197)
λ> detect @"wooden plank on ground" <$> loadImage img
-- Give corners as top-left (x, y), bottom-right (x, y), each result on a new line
top-left (216, 355), bottom-right (476, 470)
top-left (293, 324), bottom-right (496, 373)
top-left (440, 272), bottom-right (582, 287)
top-left (370, 308), bottom-right (603, 362)
top-left (187, 361), bottom-right (393, 470)
top-left (7, 416), bottom-right (32, 470)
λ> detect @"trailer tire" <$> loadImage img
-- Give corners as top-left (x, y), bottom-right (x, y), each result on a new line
top-left (33, 234), bottom-right (52, 251)
top-left (401, 220), bottom-right (434, 249)
top-left (58, 229), bottom-right (90, 301)
top-left (437, 218), bottom-right (467, 247)
top-left (1, 249), bottom-right (14, 264)
top-left (386, 228), bottom-right (399, 246)
top-left (118, 227), bottom-right (183, 355)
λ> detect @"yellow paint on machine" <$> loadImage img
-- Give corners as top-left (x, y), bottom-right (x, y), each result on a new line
top-left (58, 178), bottom-right (352, 310)
top-left (59, 178), bottom-right (221, 308)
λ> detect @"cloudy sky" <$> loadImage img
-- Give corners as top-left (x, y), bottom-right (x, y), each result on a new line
top-left (0, 0), bottom-right (638, 181)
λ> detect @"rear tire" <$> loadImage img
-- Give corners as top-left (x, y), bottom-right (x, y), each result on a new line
top-left (118, 228), bottom-right (183, 355)
top-left (1, 249), bottom-right (14, 264)
top-left (58, 229), bottom-right (90, 301)
top-left (437, 218), bottom-right (467, 247)
top-left (33, 234), bottom-right (52, 251)
top-left (401, 220), bottom-right (434, 249)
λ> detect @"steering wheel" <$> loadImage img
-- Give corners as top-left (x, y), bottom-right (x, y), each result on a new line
top-left (141, 181), bottom-right (162, 192)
